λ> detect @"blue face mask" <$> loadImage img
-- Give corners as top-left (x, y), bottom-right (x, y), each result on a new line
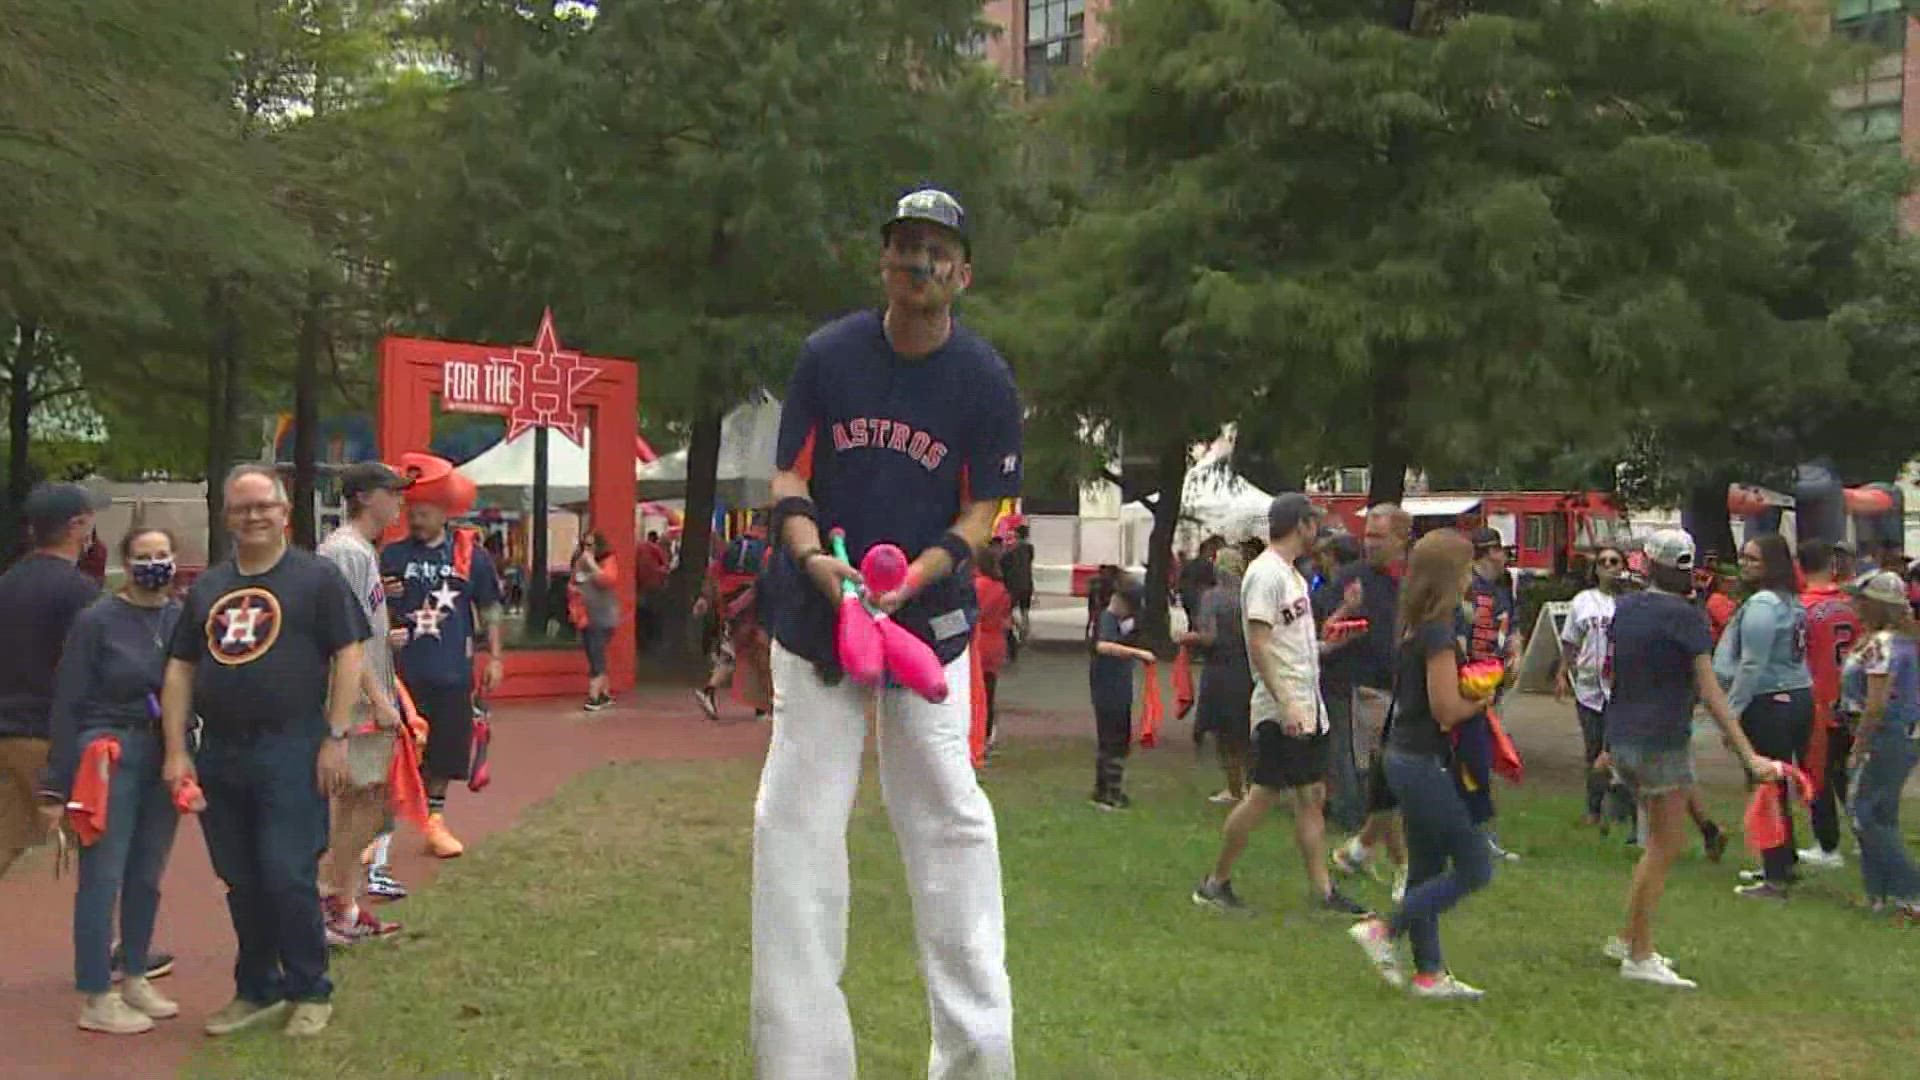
top-left (129, 558), bottom-right (175, 591)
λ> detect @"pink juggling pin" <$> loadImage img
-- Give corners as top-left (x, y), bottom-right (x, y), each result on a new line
top-left (830, 530), bottom-right (884, 686)
top-left (860, 543), bottom-right (950, 703)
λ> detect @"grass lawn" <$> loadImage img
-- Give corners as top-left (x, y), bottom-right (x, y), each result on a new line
top-left (194, 740), bottom-right (1918, 1080)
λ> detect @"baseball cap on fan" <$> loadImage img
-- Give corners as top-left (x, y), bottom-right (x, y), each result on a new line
top-left (24, 481), bottom-right (110, 530)
top-left (882, 188), bottom-right (970, 255)
top-left (337, 461), bottom-right (413, 500)
top-left (1850, 569), bottom-right (1907, 607)
top-left (1643, 528), bottom-right (1696, 572)
top-left (1267, 492), bottom-right (1323, 538)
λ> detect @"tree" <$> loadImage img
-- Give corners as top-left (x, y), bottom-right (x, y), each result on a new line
top-left (1, 0), bottom-right (311, 559)
top-left (1001, 0), bottom-right (1917, 600)
top-left (370, 0), bottom-right (1013, 657)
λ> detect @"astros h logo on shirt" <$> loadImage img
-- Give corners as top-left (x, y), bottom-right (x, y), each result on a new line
top-left (205, 587), bottom-right (283, 666)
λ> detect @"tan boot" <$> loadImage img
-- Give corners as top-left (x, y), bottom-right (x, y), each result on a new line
top-left (283, 1001), bottom-right (333, 1037)
top-left (422, 813), bottom-right (464, 858)
top-left (78, 992), bottom-right (155, 1035)
top-left (204, 998), bottom-right (289, 1037)
top-left (120, 976), bottom-right (180, 1019)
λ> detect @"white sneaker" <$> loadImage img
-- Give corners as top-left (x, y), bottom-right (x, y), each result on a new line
top-left (1797, 847), bottom-right (1844, 871)
top-left (1410, 972), bottom-right (1485, 1000)
top-left (1603, 937), bottom-right (1669, 965)
top-left (78, 992), bottom-right (155, 1035)
top-left (1207, 790), bottom-right (1240, 806)
top-left (1621, 954), bottom-right (1697, 990)
top-left (1346, 917), bottom-right (1405, 988)
top-left (119, 976), bottom-right (179, 1019)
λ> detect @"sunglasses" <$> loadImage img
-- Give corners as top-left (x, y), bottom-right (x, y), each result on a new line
top-left (1597, 556), bottom-right (1624, 569)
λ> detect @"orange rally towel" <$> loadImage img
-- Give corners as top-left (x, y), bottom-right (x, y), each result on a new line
top-left (66, 735), bottom-right (122, 847)
top-left (1488, 709), bottom-right (1524, 784)
top-left (1173, 647), bottom-right (1196, 720)
top-left (389, 680), bottom-right (430, 830)
top-left (1743, 762), bottom-right (1814, 856)
top-left (1139, 662), bottom-right (1164, 749)
top-left (969, 646), bottom-right (988, 769)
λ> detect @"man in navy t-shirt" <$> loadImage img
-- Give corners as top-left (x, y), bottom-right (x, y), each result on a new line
top-left (751, 188), bottom-right (1019, 1078)
top-left (379, 489), bottom-right (502, 859)
top-left (1456, 527), bottom-right (1520, 854)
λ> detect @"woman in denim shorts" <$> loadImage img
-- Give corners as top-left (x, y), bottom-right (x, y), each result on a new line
top-left (1601, 529), bottom-right (1782, 991)
top-left (1840, 572), bottom-right (1920, 921)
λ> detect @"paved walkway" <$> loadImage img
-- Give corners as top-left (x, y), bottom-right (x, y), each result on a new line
top-left (0, 690), bottom-right (768, 1080)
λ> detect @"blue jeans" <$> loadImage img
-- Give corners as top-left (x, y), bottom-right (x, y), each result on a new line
top-left (1848, 725), bottom-right (1920, 903)
top-left (196, 730), bottom-right (332, 1004)
top-left (73, 727), bottom-right (179, 994)
top-left (1385, 749), bottom-right (1496, 975)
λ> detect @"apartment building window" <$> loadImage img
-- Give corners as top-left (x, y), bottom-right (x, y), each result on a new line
top-left (1835, 0), bottom-right (1908, 51)
top-left (1025, 0), bottom-right (1086, 97)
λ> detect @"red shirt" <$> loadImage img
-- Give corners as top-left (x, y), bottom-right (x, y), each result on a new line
top-left (1705, 593), bottom-right (1736, 644)
top-left (634, 541), bottom-right (669, 592)
top-left (973, 572), bottom-right (1013, 674)
top-left (1800, 583), bottom-right (1861, 712)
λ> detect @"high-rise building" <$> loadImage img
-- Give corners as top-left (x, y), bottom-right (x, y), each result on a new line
top-left (977, 0), bottom-right (1111, 98)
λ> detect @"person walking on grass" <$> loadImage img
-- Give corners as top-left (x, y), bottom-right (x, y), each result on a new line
top-left (1458, 527), bottom-right (1521, 862)
top-left (1597, 529), bottom-right (1783, 989)
top-left (1330, 505), bottom-right (1414, 905)
top-left (1089, 579), bottom-right (1153, 809)
top-left (43, 527), bottom-right (184, 1034)
top-left (571, 531), bottom-right (621, 712)
top-left (1182, 548), bottom-right (1252, 805)
top-left (1716, 532), bottom-right (1814, 899)
top-left (973, 546), bottom-right (1014, 757)
top-left (161, 465), bottom-right (370, 1038)
top-left (753, 188), bottom-right (1019, 1078)
top-left (1796, 539), bottom-right (1861, 872)
top-left (1838, 571), bottom-right (1920, 923)
top-left (1560, 544), bottom-right (1631, 835)
top-left (1193, 494), bottom-right (1368, 917)
top-left (315, 463), bottom-right (413, 946)
top-left (1347, 529), bottom-right (1498, 1000)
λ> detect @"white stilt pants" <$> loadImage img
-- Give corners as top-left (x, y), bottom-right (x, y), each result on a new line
top-left (752, 642), bottom-right (1015, 1080)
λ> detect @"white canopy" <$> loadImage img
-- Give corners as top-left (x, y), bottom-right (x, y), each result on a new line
top-left (457, 429), bottom-right (592, 508)
top-left (636, 392), bottom-right (782, 505)
top-left (1403, 496), bottom-right (1483, 517)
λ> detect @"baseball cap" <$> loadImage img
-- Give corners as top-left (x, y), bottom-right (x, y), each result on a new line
top-left (1644, 528), bottom-right (1696, 571)
top-left (1851, 569), bottom-right (1906, 606)
top-left (338, 462), bottom-right (413, 499)
top-left (882, 188), bottom-right (969, 253)
top-left (24, 482), bottom-right (110, 529)
top-left (1469, 526), bottom-right (1505, 552)
top-left (1268, 492), bottom-right (1323, 538)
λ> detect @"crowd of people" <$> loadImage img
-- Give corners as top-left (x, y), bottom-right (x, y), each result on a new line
top-left (1110, 495), bottom-right (1918, 1001)
top-left (0, 458), bottom-right (509, 1038)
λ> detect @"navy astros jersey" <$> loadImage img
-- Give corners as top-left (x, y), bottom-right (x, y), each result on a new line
top-left (765, 309), bottom-right (1023, 669)
top-left (380, 535), bottom-right (500, 690)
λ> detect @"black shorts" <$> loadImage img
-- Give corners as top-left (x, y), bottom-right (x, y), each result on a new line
top-left (1251, 722), bottom-right (1330, 791)
top-left (1365, 752), bottom-right (1399, 813)
top-left (415, 683), bottom-right (475, 781)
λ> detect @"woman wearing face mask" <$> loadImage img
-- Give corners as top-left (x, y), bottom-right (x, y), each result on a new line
top-left (1839, 572), bottom-right (1920, 922)
top-left (39, 528), bottom-right (185, 1033)
top-left (1715, 532), bottom-right (1814, 899)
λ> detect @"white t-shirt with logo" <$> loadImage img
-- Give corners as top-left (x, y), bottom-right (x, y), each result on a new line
top-left (1559, 587), bottom-right (1615, 713)
top-left (1241, 549), bottom-right (1327, 735)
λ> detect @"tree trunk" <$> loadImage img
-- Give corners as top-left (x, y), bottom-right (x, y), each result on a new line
top-left (291, 281), bottom-right (323, 548)
top-left (661, 405), bottom-right (725, 660)
top-left (7, 318), bottom-right (38, 510)
top-left (1684, 480), bottom-right (1737, 564)
top-left (1366, 358), bottom-right (1412, 508)
top-left (1140, 437), bottom-right (1187, 652)
top-left (527, 425), bottom-right (552, 633)
top-left (204, 279), bottom-right (242, 564)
